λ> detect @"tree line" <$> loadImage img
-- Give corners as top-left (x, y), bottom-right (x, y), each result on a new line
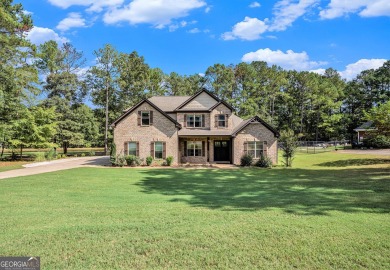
top-left (1, 1), bottom-right (389, 157)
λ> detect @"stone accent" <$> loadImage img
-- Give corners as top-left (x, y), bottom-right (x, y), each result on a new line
top-left (233, 123), bottom-right (278, 165)
top-left (113, 102), bottom-right (179, 165)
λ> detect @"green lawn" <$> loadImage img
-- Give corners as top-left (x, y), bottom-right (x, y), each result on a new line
top-left (0, 152), bottom-right (389, 269)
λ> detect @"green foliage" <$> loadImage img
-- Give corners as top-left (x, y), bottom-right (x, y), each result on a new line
top-left (88, 151), bottom-right (95, 156)
top-left (146, 156), bottom-right (153, 166)
top-left (365, 135), bottom-right (390, 149)
top-left (279, 129), bottom-right (299, 167)
top-left (81, 153), bottom-right (86, 157)
top-left (125, 155), bottom-right (141, 167)
top-left (365, 101), bottom-right (390, 136)
top-left (255, 154), bottom-right (273, 168)
top-left (45, 148), bottom-right (56, 160)
top-left (114, 155), bottom-right (126, 167)
top-left (165, 156), bottom-right (174, 166)
top-left (34, 152), bottom-right (46, 162)
top-left (240, 154), bottom-right (253, 167)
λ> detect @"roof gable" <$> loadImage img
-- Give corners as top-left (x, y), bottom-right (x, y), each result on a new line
top-left (111, 99), bottom-right (181, 128)
top-left (175, 89), bottom-right (233, 111)
top-left (232, 116), bottom-right (279, 137)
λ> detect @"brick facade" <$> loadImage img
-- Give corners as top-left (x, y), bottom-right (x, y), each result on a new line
top-left (112, 90), bottom-right (279, 166)
top-left (113, 102), bottom-right (179, 165)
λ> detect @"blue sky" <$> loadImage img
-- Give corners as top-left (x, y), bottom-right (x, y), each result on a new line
top-left (21, 0), bottom-right (390, 80)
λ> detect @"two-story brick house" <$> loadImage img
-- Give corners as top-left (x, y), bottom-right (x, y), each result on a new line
top-left (112, 89), bottom-right (279, 165)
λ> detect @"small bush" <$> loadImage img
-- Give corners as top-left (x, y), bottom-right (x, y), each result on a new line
top-left (146, 156), bottom-right (153, 166)
top-left (34, 152), bottom-right (46, 162)
top-left (115, 155), bottom-right (126, 167)
top-left (56, 154), bottom-right (62, 159)
top-left (88, 151), bottom-right (95, 156)
top-left (240, 154), bottom-right (253, 167)
top-left (365, 135), bottom-right (390, 149)
top-left (45, 148), bottom-right (56, 160)
top-left (125, 155), bottom-right (141, 166)
top-left (81, 153), bottom-right (86, 157)
top-left (166, 156), bottom-right (174, 166)
top-left (255, 154), bottom-right (273, 168)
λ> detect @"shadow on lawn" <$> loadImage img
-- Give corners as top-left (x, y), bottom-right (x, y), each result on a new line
top-left (316, 158), bottom-right (390, 167)
top-left (137, 167), bottom-right (390, 215)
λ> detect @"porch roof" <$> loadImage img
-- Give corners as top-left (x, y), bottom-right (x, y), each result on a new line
top-left (178, 129), bottom-right (232, 136)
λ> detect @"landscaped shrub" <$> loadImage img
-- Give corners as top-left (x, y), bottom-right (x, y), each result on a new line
top-left (365, 135), bottom-right (390, 149)
top-left (115, 155), bottom-right (126, 167)
top-left (125, 155), bottom-right (141, 166)
top-left (240, 154), bottom-right (253, 167)
top-left (166, 156), bottom-right (174, 166)
top-left (146, 156), bottom-right (153, 166)
top-left (255, 154), bottom-right (273, 168)
top-left (279, 129), bottom-right (298, 167)
top-left (34, 152), bottom-right (46, 162)
top-left (110, 143), bottom-right (116, 165)
top-left (81, 153), bottom-right (86, 157)
top-left (45, 148), bottom-right (56, 160)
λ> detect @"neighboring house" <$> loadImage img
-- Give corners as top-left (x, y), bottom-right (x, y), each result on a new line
top-left (111, 89), bottom-right (279, 165)
top-left (353, 121), bottom-right (376, 143)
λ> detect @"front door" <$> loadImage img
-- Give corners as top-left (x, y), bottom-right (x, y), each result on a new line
top-left (214, 140), bottom-right (230, 162)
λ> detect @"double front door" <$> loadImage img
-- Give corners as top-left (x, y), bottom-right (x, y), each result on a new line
top-left (214, 140), bottom-right (230, 162)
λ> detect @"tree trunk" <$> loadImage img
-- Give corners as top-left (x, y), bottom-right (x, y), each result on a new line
top-left (104, 81), bottom-right (109, 155)
top-left (0, 141), bottom-right (4, 158)
top-left (63, 141), bottom-right (68, 155)
top-left (20, 145), bottom-right (23, 161)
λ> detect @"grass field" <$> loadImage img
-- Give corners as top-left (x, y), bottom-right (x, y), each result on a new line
top-left (0, 152), bottom-right (389, 269)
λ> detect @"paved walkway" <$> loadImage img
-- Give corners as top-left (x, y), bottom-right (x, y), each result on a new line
top-left (0, 156), bottom-right (110, 180)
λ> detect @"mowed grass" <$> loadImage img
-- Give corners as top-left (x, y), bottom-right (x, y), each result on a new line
top-left (0, 152), bottom-right (389, 269)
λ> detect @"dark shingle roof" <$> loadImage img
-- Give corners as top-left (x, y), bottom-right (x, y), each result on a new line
top-left (355, 121), bottom-right (375, 130)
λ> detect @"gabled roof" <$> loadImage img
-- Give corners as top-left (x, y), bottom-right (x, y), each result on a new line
top-left (111, 99), bottom-right (182, 128)
top-left (354, 121), bottom-right (376, 131)
top-left (148, 96), bottom-right (191, 112)
top-left (174, 89), bottom-right (234, 112)
top-left (231, 116), bottom-right (280, 138)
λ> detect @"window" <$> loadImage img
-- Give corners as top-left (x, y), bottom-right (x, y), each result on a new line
top-left (245, 141), bottom-right (267, 159)
top-left (141, 111), bottom-right (150, 126)
top-left (154, 142), bottom-right (163, 159)
top-left (187, 141), bottom-right (202, 156)
top-left (128, 142), bottom-right (137, 156)
top-left (218, 114), bottom-right (226, 127)
top-left (186, 114), bottom-right (203, 127)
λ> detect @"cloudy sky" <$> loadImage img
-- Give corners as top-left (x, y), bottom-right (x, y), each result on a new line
top-left (22, 0), bottom-right (390, 80)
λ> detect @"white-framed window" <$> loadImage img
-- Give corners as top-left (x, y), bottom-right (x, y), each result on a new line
top-left (186, 114), bottom-right (203, 127)
top-left (154, 141), bottom-right (163, 159)
top-left (218, 114), bottom-right (226, 127)
top-left (141, 111), bottom-right (150, 126)
top-left (128, 142), bottom-right (137, 156)
top-left (245, 141), bottom-right (267, 158)
top-left (187, 141), bottom-right (202, 156)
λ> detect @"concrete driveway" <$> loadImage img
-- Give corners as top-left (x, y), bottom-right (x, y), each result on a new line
top-left (0, 156), bottom-right (110, 180)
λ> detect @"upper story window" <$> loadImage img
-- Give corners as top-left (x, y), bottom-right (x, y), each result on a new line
top-left (185, 114), bottom-right (204, 128)
top-left (138, 111), bottom-right (153, 126)
top-left (215, 114), bottom-right (228, 128)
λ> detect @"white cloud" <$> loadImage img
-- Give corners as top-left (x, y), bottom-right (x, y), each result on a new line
top-left (27, 26), bottom-right (69, 45)
top-left (57, 13), bottom-right (87, 31)
top-left (310, 68), bottom-right (326, 75)
top-left (188, 28), bottom-right (200, 33)
top-left (339, 59), bottom-right (387, 80)
top-left (249, 2), bottom-right (261, 8)
top-left (205, 6), bottom-right (212, 13)
top-left (222, 17), bottom-right (268, 41)
top-left (242, 48), bottom-right (326, 70)
top-left (320, 0), bottom-right (390, 19)
top-left (47, 0), bottom-right (124, 12)
top-left (269, 0), bottom-right (318, 31)
top-left (103, 0), bottom-right (206, 27)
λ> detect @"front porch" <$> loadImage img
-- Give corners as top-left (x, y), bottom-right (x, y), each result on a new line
top-left (179, 136), bottom-right (233, 164)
